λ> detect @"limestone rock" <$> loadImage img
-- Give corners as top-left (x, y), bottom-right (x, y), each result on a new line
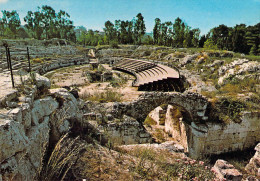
top-left (49, 88), bottom-right (82, 142)
top-left (212, 159), bottom-right (243, 181)
top-left (21, 73), bottom-right (51, 89)
top-left (207, 60), bottom-right (224, 68)
top-left (245, 143), bottom-right (260, 177)
top-left (27, 116), bottom-right (50, 169)
top-left (0, 89), bottom-right (18, 108)
top-left (180, 53), bottom-right (200, 65)
top-left (218, 60), bottom-right (260, 85)
top-left (0, 119), bottom-right (29, 162)
top-left (119, 141), bottom-right (184, 153)
top-left (31, 96), bottom-right (58, 125)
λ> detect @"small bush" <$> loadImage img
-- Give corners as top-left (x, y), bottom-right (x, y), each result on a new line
top-left (109, 40), bottom-right (119, 49)
top-left (80, 89), bottom-right (122, 103)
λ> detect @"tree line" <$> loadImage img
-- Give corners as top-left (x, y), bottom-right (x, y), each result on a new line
top-left (0, 5), bottom-right (76, 41)
top-left (0, 5), bottom-right (259, 55)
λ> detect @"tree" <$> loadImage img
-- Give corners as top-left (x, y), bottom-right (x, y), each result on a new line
top-left (199, 35), bottom-right (207, 48)
top-left (24, 10), bottom-right (44, 39)
top-left (17, 27), bottom-right (29, 39)
top-left (211, 24), bottom-right (230, 50)
top-left (246, 23), bottom-right (260, 55)
top-left (119, 20), bottom-right (128, 44)
top-left (153, 18), bottom-right (161, 44)
top-left (192, 28), bottom-right (200, 47)
top-left (126, 20), bottom-right (134, 44)
top-left (133, 13), bottom-right (146, 44)
top-left (230, 24), bottom-right (248, 53)
top-left (24, 6), bottom-right (75, 41)
top-left (104, 20), bottom-right (116, 43)
top-left (172, 17), bottom-right (186, 47)
top-left (1, 10), bottom-right (21, 38)
top-left (56, 10), bottom-right (75, 39)
top-left (203, 39), bottom-right (217, 49)
top-left (40, 5), bottom-right (56, 39)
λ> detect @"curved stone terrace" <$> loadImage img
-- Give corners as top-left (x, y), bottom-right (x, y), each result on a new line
top-left (112, 58), bottom-right (180, 91)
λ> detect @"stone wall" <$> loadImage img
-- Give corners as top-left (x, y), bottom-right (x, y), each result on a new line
top-left (109, 93), bottom-right (260, 158)
top-left (165, 105), bottom-right (188, 151)
top-left (0, 74), bottom-right (83, 180)
top-left (148, 106), bottom-right (164, 125)
top-left (97, 115), bottom-right (152, 145)
top-left (188, 112), bottom-right (260, 158)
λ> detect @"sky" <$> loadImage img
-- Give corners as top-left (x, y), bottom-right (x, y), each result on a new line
top-left (0, 0), bottom-right (259, 35)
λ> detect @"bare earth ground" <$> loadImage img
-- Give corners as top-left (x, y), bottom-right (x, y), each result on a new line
top-left (45, 64), bottom-right (144, 102)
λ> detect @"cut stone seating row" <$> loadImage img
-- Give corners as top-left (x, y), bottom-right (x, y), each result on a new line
top-left (113, 58), bottom-right (180, 92)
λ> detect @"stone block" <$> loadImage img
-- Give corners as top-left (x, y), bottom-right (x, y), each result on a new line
top-left (31, 96), bottom-right (58, 125)
top-left (0, 119), bottom-right (29, 162)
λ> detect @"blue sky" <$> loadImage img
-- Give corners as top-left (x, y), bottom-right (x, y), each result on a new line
top-left (0, 0), bottom-right (259, 35)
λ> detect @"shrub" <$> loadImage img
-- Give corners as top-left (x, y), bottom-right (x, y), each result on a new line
top-left (80, 89), bottom-right (122, 103)
top-left (109, 40), bottom-right (119, 49)
top-left (203, 39), bottom-right (218, 50)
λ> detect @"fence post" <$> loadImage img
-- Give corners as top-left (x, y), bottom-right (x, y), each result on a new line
top-left (27, 47), bottom-right (31, 72)
top-left (7, 48), bottom-right (15, 88)
top-left (5, 46), bottom-right (10, 70)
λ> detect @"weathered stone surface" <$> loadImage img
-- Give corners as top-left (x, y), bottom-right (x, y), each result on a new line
top-left (148, 106), bottom-right (164, 125)
top-left (27, 116), bottom-right (50, 169)
top-left (218, 60), bottom-right (260, 85)
top-left (212, 159), bottom-right (243, 181)
top-left (180, 53), bottom-right (200, 65)
top-left (110, 91), bottom-right (209, 123)
top-left (49, 88), bottom-right (82, 142)
top-left (31, 96), bottom-right (58, 125)
top-left (0, 119), bottom-right (29, 162)
top-left (0, 89), bottom-right (18, 108)
top-left (245, 143), bottom-right (260, 177)
top-left (19, 73), bottom-right (51, 89)
top-left (91, 115), bottom-right (152, 145)
top-left (119, 141), bottom-right (185, 153)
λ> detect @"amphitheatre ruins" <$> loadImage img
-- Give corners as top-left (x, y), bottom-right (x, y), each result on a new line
top-left (0, 39), bottom-right (259, 180)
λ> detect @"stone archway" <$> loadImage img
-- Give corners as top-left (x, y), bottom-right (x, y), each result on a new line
top-left (110, 91), bottom-right (209, 124)
top-left (109, 91), bottom-right (209, 156)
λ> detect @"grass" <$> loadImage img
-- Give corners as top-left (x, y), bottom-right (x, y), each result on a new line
top-left (109, 76), bottom-right (128, 87)
top-left (124, 147), bottom-right (215, 181)
top-left (80, 89), bottom-right (122, 103)
top-left (38, 134), bottom-right (86, 181)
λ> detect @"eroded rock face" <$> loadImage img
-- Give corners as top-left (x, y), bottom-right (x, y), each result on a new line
top-left (218, 60), bottom-right (260, 85)
top-left (212, 159), bottom-right (243, 181)
top-left (0, 86), bottom-right (83, 180)
top-left (245, 143), bottom-right (260, 177)
top-left (88, 115), bottom-right (152, 145)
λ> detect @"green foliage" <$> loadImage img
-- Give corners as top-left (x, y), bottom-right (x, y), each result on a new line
top-left (128, 147), bottom-right (215, 180)
top-left (0, 10), bottom-right (21, 38)
top-left (203, 39), bottom-right (218, 50)
top-left (214, 97), bottom-right (245, 123)
top-left (109, 39), bottom-right (119, 48)
top-left (23, 5), bottom-right (76, 41)
top-left (109, 77), bottom-right (127, 88)
top-left (133, 13), bottom-right (146, 44)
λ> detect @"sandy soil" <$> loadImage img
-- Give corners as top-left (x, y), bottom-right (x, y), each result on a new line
top-left (46, 64), bottom-right (144, 102)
